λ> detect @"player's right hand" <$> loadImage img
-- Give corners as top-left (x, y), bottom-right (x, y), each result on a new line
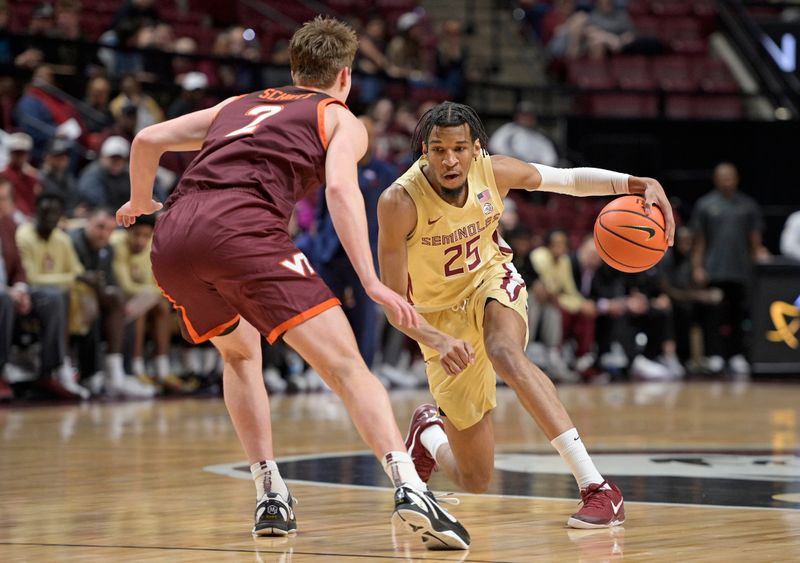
top-left (116, 199), bottom-right (163, 227)
top-left (437, 337), bottom-right (475, 376)
top-left (365, 280), bottom-right (420, 329)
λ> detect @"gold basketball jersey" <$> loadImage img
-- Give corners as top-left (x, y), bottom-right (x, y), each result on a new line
top-left (396, 152), bottom-right (511, 312)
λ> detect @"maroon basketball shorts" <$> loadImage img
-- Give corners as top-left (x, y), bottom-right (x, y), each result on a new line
top-left (151, 189), bottom-right (340, 344)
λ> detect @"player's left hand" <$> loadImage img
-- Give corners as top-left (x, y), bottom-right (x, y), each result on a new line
top-left (639, 178), bottom-right (675, 246)
top-left (116, 199), bottom-right (163, 228)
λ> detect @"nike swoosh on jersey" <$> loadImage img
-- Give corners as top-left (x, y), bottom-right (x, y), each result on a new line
top-left (621, 225), bottom-right (656, 239)
top-left (427, 216), bottom-right (443, 225)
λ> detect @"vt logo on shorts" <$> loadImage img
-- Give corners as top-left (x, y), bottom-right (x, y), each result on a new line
top-left (280, 252), bottom-right (315, 277)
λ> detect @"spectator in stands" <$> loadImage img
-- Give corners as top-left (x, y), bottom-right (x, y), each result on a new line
top-left (111, 0), bottom-right (160, 33)
top-left (15, 191), bottom-right (89, 398)
top-left (167, 72), bottom-right (210, 119)
top-left (0, 190), bottom-right (86, 400)
top-left (368, 98), bottom-right (396, 162)
top-left (354, 17), bottom-right (392, 104)
top-left (436, 19), bottom-right (468, 101)
top-left (1, 133), bottom-right (41, 218)
top-left (70, 207), bottom-right (154, 398)
top-left (386, 12), bottom-right (434, 84)
top-left (691, 162), bottom-right (767, 376)
top-left (0, 76), bottom-right (16, 132)
top-left (588, 261), bottom-right (680, 380)
top-left (171, 37), bottom-right (199, 80)
top-left (77, 136), bottom-right (134, 211)
top-left (83, 77), bottom-right (115, 134)
top-left (780, 210), bottom-right (800, 261)
top-left (488, 101), bottom-right (559, 166)
top-left (40, 138), bottom-right (79, 217)
top-left (50, 0), bottom-right (86, 74)
top-left (531, 230), bottom-right (596, 380)
top-left (99, 102), bottom-right (138, 145)
top-left (313, 116), bottom-right (398, 370)
top-left (0, 176), bottom-right (26, 226)
top-left (584, 0), bottom-right (635, 59)
top-left (543, 0), bottom-right (588, 59)
top-left (505, 223), bottom-right (538, 286)
top-left (139, 22), bottom-right (175, 80)
top-left (109, 73), bottom-right (164, 132)
top-left (661, 226), bottom-right (724, 370)
top-left (13, 65), bottom-right (84, 161)
top-left (111, 215), bottom-right (190, 394)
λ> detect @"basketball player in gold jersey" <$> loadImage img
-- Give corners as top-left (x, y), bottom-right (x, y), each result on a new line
top-left (378, 102), bottom-right (675, 528)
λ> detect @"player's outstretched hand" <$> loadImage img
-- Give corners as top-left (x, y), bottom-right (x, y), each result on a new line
top-left (437, 336), bottom-right (475, 376)
top-left (639, 178), bottom-right (675, 246)
top-left (116, 199), bottom-right (163, 228)
top-left (365, 280), bottom-right (420, 329)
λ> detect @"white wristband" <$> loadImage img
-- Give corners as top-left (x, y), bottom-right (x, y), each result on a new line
top-left (532, 164), bottom-right (630, 196)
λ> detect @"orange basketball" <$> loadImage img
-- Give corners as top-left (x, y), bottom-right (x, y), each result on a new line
top-left (593, 195), bottom-right (668, 273)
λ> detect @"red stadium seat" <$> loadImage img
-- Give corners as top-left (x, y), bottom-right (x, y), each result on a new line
top-left (610, 56), bottom-right (656, 90)
top-left (654, 56), bottom-right (698, 92)
top-left (694, 59), bottom-right (739, 93)
top-left (589, 93), bottom-right (659, 118)
top-left (651, 0), bottom-right (690, 17)
top-left (665, 95), bottom-right (693, 119)
top-left (660, 18), bottom-right (707, 55)
top-left (568, 59), bottom-right (615, 90)
top-left (631, 15), bottom-right (660, 38)
top-left (692, 96), bottom-right (744, 119)
top-left (627, 0), bottom-right (653, 17)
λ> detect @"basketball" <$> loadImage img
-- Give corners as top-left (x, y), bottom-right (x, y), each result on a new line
top-left (593, 195), bottom-right (668, 273)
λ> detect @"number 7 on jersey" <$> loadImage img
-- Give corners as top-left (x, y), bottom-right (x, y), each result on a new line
top-left (225, 105), bottom-right (283, 138)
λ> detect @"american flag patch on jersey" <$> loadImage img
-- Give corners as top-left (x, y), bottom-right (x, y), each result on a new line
top-left (477, 188), bottom-right (491, 202)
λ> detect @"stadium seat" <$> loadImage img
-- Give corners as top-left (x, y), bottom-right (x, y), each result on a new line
top-left (692, 96), bottom-right (743, 119)
top-left (610, 56), bottom-right (656, 90)
top-left (589, 93), bottom-right (659, 118)
top-left (665, 94), bottom-right (693, 119)
top-left (568, 59), bottom-right (615, 90)
top-left (654, 56), bottom-right (698, 92)
top-left (651, 0), bottom-right (691, 17)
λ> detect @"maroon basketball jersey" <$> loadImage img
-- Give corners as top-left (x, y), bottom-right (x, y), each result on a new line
top-left (166, 86), bottom-right (346, 223)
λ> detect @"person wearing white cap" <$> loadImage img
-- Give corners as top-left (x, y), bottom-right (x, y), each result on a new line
top-left (77, 136), bottom-right (135, 211)
top-left (386, 11), bottom-right (433, 82)
top-left (167, 72), bottom-right (210, 119)
top-left (1, 132), bottom-right (41, 218)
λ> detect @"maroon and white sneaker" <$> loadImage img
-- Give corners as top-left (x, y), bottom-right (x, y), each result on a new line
top-left (404, 403), bottom-right (444, 482)
top-left (568, 480), bottom-right (625, 529)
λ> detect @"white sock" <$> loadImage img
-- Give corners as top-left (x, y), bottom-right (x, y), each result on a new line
top-left (155, 355), bottom-right (171, 380)
top-left (382, 451), bottom-right (427, 490)
top-left (420, 424), bottom-right (449, 462)
top-left (105, 353), bottom-right (125, 385)
top-left (250, 460), bottom-right (289, 500)
top-left (550, 428), bottom-right (607, 490)
top-left (132, 357), bottom-right (146, 375)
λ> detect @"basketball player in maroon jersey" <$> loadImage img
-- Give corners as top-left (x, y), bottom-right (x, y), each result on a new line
top-left (116, 17), bottom-right (469, 550)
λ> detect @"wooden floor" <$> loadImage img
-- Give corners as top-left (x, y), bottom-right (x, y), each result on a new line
top-left (1, 382), bottom-right (799, 562)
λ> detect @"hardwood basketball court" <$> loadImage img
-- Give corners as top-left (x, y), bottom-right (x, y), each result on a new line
top-left (1, 382), bottom-right (798, 561)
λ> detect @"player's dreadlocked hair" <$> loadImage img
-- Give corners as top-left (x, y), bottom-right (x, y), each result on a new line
top-left (410, 102), bottom-right (489, 158)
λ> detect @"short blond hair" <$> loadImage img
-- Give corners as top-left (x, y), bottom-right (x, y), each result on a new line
top-left (289, 16), bottom-right (358, 89)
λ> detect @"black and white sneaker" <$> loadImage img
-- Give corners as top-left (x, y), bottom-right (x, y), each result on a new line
top-left (392, 485), bottom-right (470, 550)
top-left (252, 492), bottom-right (297, 536)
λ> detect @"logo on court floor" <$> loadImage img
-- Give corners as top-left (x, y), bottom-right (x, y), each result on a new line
top-left (204, 449), bottom-right (800, 511)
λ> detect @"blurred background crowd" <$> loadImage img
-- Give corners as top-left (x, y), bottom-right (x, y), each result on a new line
top-left (1, 0), bottom-right (799, 402)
